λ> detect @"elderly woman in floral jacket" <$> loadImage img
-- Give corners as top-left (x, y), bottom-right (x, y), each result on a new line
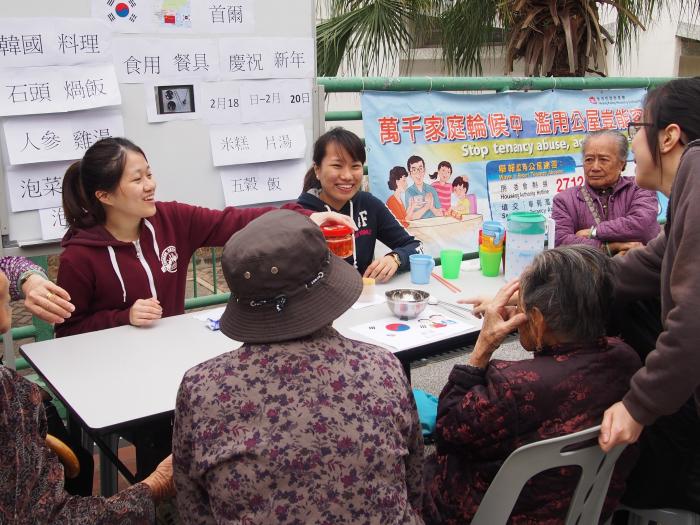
top-left (424, 246), bottom-right (642, 525)
top-left (173, 210), bottom-right (424, 524)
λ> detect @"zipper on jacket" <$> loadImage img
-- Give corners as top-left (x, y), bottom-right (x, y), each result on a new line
top-left (134, 239), bottom-right (158, 299)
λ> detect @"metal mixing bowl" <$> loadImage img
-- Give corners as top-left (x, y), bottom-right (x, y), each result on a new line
top-left (385, 289), bottom-right (430, 320)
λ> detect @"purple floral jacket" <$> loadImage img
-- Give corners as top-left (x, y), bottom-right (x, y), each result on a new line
top-left (173, 326), bottom-right (425, 525)
top-left (424, 338), bottom-right (641, 525)
top-left (552, 176), bottom-right (660, 248)
top-left (0, 256), bottom-right (46, 301)
top-left (0, 366), bottom-right (154, 525)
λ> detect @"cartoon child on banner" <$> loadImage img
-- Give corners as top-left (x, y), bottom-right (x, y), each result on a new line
top-left (429, 161), bottom-right (454, 210)
top-left (450, 176), bottom-right (478, 218)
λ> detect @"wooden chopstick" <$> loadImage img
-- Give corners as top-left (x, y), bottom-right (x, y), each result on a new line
top-left (431, 272), bottom-right (462, 293)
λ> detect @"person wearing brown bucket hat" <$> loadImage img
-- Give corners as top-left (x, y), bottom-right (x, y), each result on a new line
top-left (173, 210), bottom-right (425, 525)
top-left (218, 209), bottom-right (362, 342)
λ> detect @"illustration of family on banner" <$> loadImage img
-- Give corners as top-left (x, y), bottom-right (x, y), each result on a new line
top-left (361, 88), bottom-right (665, 258)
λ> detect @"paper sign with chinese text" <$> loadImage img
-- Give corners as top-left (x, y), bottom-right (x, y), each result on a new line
top-left (209, 120), bottom-right (306, 166)
top-left (193, 1), bottom-right (255, 33)
top-left (0, 63), bottom-right (121, 117)
top-left (5, 161), bottom-right (71, 212)
top-left (218, 37), bottom-right (314, 80)
top-left (0, 18), bottom-right (112, 68)
top-left (3, 108), bottom-right (124, 165)
top-left (219, 158), bottom-right (305, 206)
top-left (238, 78), bottom-right (313, 123)
top-left (38, 207), bottom-right (69, 240)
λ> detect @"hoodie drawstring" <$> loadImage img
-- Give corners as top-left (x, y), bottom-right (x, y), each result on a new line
top-left (143, 219), bottom-right (161, 260)
top-left (325, 203), bottom-right (357, 270)
top-left (107, 246), bottom-right (127, 303)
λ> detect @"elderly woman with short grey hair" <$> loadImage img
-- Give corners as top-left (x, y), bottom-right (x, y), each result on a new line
top-left (552, 129), bottom-right (659, 255)
top-left (424, 245), bottom-right (641, 525)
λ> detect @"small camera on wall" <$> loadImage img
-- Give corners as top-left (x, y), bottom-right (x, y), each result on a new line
top-left (156, 85), bottom-right (195, 114)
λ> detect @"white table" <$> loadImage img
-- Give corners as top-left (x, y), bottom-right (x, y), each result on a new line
top-left (20, 261), bottom-right (505, 487)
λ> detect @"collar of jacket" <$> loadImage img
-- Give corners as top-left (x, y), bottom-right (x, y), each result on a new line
top-left (537, 337), bottom-right (611, 357)
top-left (577, 176), bottom-right (631, 201)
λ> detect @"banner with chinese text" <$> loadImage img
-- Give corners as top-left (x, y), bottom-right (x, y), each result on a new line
top-left (362, 89), bottom-right (645, 256)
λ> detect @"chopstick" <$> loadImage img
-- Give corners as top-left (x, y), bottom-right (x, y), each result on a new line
top-left (431, 272), bottom-right (462, 294)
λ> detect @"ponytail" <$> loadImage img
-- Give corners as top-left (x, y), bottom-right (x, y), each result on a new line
top-left (61, 137), bottom-right (146, 230)
top-left (302, 166), bottom-right (321, 192)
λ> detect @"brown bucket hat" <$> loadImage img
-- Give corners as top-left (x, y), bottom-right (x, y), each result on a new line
top-left (219, 210), bottom-right (362, 343)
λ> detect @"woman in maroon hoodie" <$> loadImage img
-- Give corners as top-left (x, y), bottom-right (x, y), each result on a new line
top-left (56, 137), bottom-right (350, 479)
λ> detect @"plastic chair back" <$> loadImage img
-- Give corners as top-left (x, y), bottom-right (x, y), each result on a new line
top-left (619, 505), bottom-right (700, 525)
top-left (46, 433), bottom-right (80, 479)
top-left (471, 425), bottom-right (626, 525)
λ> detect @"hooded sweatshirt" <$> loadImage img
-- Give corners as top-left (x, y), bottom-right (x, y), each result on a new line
top-left (55, 200), bottom-right (308, 337)
top-left (297, 189), bottom-right (422, 275)
top-left (613, 140), bottom-right (700, 425)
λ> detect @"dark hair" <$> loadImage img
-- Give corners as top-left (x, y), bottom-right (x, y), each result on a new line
top-left (429, 160), bottom-right (453, 180)
top-left (302, 128), bottom-right (366, 192)
top-left (451, 176), bottom-right (469, 192)
top-left (387, 166), bottom-right (408, 191)
top-left (520, 245), bottom-right (614, 342)
top-left (406, 155), bottom-right (424, 171)
top-left (62, 137), bottom-right (147, 229)
top-left (643, 77), bottom-right (700, 165)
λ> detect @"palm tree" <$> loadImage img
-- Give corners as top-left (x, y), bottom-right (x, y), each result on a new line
top-left (317, 0), bottom-right (674, 77)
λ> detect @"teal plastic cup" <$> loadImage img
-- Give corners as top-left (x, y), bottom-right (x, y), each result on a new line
top-left (440, 249), bottom-right (463, 279)
top-left (479, 248), bottom-right (503, 277)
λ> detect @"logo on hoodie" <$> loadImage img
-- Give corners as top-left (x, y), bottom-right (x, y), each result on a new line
top-left (160, 246), bottom-right (178, 273)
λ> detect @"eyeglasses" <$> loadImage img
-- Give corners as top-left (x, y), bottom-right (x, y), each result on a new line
top-left (627, 122), bottom-right (653, 140)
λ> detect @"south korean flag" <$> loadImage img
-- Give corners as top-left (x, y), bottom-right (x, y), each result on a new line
top-left (92, 0), bottom-right (150, 33)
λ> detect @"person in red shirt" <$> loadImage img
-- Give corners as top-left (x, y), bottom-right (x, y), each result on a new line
top-left (56, 137), bottom-right (351, 479)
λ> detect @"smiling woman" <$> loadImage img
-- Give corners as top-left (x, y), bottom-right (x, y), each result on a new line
top-left (55, 136), bottom-right (353, 481)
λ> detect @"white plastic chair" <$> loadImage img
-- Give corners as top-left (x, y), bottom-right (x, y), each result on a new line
top-left (619, 506), bottom-right (700, 525)
top-left (471, 425), bottom-right (626, 525)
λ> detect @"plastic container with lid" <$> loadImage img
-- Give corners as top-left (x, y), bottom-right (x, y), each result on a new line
top-left (321, 224), bottom-right (354, 259)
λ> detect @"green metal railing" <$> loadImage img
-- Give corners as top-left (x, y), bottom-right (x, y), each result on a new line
top-left (4, 75), bottom-right (674, 367)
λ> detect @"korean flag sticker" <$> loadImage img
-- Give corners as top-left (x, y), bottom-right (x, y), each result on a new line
top-left (92, 0), bottom-right (150, 33)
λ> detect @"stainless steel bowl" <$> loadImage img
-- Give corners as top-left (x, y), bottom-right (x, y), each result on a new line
top-left (385, 289), bottom-right (430, 320)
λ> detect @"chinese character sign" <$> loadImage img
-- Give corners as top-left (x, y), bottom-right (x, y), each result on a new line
top-left (112, 37), bottom-right (219, 82)
top-left (238, 78), bottom-right (313, 123)
top-left (194, 0), bottom-right (255, 33)
top-left (38, 207), bottom-right (69, 240)
top-left (219, 37), bottom-right (314, 80)
top-left (0, 18), bottom-right (112, 67)
top-left (0, 63), bottom-right (121, 116)
top-left (5, 161), bottom-right (73, 212)
top-left (3, 108), bottom-right (124, 165)
top-left (209, 120), bottom-right (306, 166)
top-left (219, 158), bottom-right (306, 207)
top-left (362, 89), bottom-right (645, 225)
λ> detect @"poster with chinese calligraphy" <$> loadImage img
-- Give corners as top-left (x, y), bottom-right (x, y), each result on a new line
top-left (361, 89), bottom-right (645, 257)
top-left (92, 0), bottom-right (151, 33)
top-left (0, 18), bottom-right (111, 68)
top-left (38, 207), bottom-right (69, 240)
top-left (193, 0), bottom-right (255, 33)
top-left (239, 78), bottom-right (313, 123)
top-left (219, 37), bottom-right (314, 80)
top-left (3, 108), bottom-right (124, 165)
top-left (5, 161), bottom-right (71, 212)
top-left (209, 120), bottom-right (306, 166)
top-left (112, 37), bottom-right (220, 83)
top-left (219, 158), bottom-right (305, 206)
top-left (0, 63), bottom-right (121, 117)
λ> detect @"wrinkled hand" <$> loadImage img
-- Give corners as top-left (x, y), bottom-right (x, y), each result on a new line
top-left (0, 271), bottom-right (11, 333)
top-left (22, 274), bottom-right (75, 324)
top-left (129, 298), bottom-right (162, 327)
top-left (364, 255), bottom-right (399, 283)
top-left (608, 241), bottom-right (643, 255)
top-left (599, 401), bottom-right (644, 452)
top-left (142, 454), bottom-right (175, 501)
top-left (309, 211), bottom-right (357, 231)
top-left (575, 228), bottom-right (592, 238)
top-left (469, 280), bottom-right (527, 368)
top-left (458, 294), bottom-right (497, 318)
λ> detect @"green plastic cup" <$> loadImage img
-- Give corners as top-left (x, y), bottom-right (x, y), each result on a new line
top-left (440, 249), bottom-right (463, 279)
top-left (479, 248), bottom-right (503, 277)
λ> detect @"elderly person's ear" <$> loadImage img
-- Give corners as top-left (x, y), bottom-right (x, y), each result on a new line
top-left (520, 306), bottom-right (547, 352)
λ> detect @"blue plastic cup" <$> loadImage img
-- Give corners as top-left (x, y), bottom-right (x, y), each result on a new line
top-left (409, 254), bottom-right (435, 285)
